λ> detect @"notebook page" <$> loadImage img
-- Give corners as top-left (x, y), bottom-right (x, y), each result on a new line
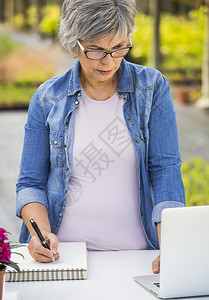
top-left (8, 242), bottom-right (87, 271)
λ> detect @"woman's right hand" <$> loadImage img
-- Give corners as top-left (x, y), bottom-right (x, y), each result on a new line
top-left (28, 232), bottom-right (59, 263)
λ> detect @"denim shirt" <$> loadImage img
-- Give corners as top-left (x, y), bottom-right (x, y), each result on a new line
top-left (16, 58), bottom-right (185, 249)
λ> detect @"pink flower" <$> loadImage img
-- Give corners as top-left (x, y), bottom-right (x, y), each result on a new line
top-left (0, 228), bottom-right (22, 272)
top-left (0, 242), bottom-right (11, 263)
top-left (0, 228), bottom-right (8, 242)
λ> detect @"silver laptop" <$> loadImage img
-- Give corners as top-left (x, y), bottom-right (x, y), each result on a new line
top-left (134, 205), bottom-right (209, 299)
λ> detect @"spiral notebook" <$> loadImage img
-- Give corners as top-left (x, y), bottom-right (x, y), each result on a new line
top-left (5, 242), bottom-right (87, 282)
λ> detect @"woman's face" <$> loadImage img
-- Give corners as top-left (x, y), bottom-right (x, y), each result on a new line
top-left (78, 34), bottom-right (128, 84)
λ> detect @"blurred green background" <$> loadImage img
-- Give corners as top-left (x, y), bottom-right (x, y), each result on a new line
top-left (0, 0), bottom-right (207, 106)
top-left (0, 0), bottom-right (209, 210)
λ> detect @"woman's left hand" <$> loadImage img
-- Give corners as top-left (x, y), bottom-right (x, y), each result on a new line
top-left (152, 222), bottom-right (161, 273)
top-left (152, 255), bottom-right (160, 274)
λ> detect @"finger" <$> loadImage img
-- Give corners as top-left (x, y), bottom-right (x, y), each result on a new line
top-left (152, 255), bottom-right (160, 274)
top-left (30, 251), bottom-right (60, 263)
top-left (36, 231), bottom-right (59, 256)
top-left (28, 236), bottom-right (59, 262)
top-left (31, 252), bottom-right (54, 263)
top-left (28, 235), bottom-right (50, 258)
top-left (46, 233), bottom-right (59, 255)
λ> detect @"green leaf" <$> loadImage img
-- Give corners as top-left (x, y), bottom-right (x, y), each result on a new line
top-left (1, 262), bottom-right (21, 272)
top-left (182, 157), bottom-right (209, 207)
top-left (11, 252), bottom-right (25, 260)
top-left (10, 244), bottom-right (26, 250)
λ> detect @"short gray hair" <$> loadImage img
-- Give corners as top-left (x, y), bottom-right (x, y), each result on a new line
top-left (59, 0), bottom-right (136, 55)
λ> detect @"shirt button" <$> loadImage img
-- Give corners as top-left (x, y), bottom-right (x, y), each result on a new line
top-left (135, 139), bottom-right (139, 143)
top-left (64, 145), bottom-right (67, 148)
top-left (65, 121), bottom-right (69, 126)
top-left (141, 212), bottom-right (143, 217)
top-left (65, 190), bottom-right (67, 194)
top-left (75, 100), bottom-right (79, 105)
top-left (127, 117), bottom-right (131, 121)
top-left (78, 93), bottom-right (81, 96)
top-left (54, 140), bottom-right (58, 145)
top-left (66, 168), bottom-right (69, 171)
top-left (59, 212), bottom-right (63, 217)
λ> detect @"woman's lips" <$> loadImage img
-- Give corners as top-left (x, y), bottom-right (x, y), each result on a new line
top-left (97, 70), bottom-right (112, 75)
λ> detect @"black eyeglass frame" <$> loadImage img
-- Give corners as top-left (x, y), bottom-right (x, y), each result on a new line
top-left (77, 40), bottom-right (132, 60)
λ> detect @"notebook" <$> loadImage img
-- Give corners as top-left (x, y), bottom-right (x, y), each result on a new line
top-left (5, 242), bottom-right (87, 282)
top-left (134, 205), bottom-right (209, 299)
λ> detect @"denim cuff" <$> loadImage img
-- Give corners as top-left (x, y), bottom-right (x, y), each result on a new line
top-left (152, 201), bottom-right (185, 228)
top-left (16, 187), bottom-right (49, 218)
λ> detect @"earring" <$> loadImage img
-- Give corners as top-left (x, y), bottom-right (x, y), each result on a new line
top-left (72, 52), bottom-right (78, 58)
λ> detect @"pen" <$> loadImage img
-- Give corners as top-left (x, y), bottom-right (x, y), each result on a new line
top-left (29, 218), bottom-right (55, 263)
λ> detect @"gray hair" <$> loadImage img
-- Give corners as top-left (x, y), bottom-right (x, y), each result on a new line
top-left (59, 0), bottom-right (136, 55)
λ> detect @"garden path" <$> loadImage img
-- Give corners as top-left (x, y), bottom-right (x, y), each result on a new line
top-left (0, 26), bottom-right (76, 74)
top-left (171, 87), bottom-right (209, 162)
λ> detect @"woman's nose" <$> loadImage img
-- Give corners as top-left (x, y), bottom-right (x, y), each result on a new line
top-left (100, 53), bottom-right (114, 65)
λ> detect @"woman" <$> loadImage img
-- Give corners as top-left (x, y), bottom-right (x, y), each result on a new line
top-left (16, 0), bottom-right (185, 274)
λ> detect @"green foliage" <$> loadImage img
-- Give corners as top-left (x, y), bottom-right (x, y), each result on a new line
top-left (132, 13), bottom-right (153, 65)
top-left (13, 6), bottom-right (38, 29)
top-left (131, 9), bottom-right (204, 78)
top-left (0, 85), bottom-right (36, 108)
top-left (39, 5), bottom-right (61, 36)
top-left (160, 10), bottom-right (204, 71)
top-left (14, 68), bottom-right (53, 86)
top-left (13, 14), bottom-right (25, 29)
top-left (27, 5), bottom-right (38, 28)
top-left (181, 157), bottom-right (209, 206)
top-left (0, 35), bottom-right (20, 58)
top-left (13, 4), bottom-right (60, 35)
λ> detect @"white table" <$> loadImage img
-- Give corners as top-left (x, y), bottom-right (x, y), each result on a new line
top-left (4, 250), bottom-right (209, 300)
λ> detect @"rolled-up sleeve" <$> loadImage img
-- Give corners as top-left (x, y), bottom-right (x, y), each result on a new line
top-left (148, 76), bottom-right (185, 227)
top-left (16, 87), bottom-right (50, 217)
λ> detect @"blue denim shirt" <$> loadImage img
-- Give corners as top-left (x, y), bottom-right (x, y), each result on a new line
top-left (16, 58), bottom-right (185, 249)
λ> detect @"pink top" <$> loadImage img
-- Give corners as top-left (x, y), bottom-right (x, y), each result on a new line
top-left (58, 90), bottom-right (147, 250)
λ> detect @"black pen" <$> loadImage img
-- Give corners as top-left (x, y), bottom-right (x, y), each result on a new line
top-left (30, 218), bottom-right (55, 263)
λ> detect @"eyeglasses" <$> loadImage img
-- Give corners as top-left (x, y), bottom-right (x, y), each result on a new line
top-left (77, 40), bottom-right (132, 60)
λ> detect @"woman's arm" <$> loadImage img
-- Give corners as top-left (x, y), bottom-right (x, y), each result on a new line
top-left (16, 88), bottom-right (50, 219)
top-left (21, 203), bottom-right (59, 262)
top-left (148, 76), bottom-right (185, 272)
top-left (152, 222), bottom-right (161, 274)
top-left (148, 76), bottom-right (185, 228)
top-left (17, 88), bottom-right (59, 261)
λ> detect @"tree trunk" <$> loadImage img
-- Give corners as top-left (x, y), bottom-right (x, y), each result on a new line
top-left (21, 0), bottom-right (30, 28)
top-left (0, 0), bottom-right (5, 23)
top-left (21, 0), bottom-right (30, 20)
top-left (37, 0), bottom-right (47, 24)
top-left (5, 0), bottom-right (14, 24)
top-left (136, 0), bottom-right (150, 14)
top-left (196, 1), bottom-right (209, 109)
top-left (150, 0), bottom-right (161, 69)
top-left (56, 0), bottom-right (64, 7)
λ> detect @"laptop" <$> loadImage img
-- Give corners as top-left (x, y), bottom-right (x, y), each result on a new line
top-left (134, 205), bottom-right (209, 299)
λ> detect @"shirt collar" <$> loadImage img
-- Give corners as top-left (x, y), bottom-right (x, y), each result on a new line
top-left (117, 58), bottom-right (134, 93)
top-left (67, 58), bottom-right (133, 96)
top-left (67, 59), bottom-right (81, 96)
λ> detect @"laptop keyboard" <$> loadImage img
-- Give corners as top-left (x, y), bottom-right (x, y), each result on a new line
top-left (153, 282), bottom-right (160, 288)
